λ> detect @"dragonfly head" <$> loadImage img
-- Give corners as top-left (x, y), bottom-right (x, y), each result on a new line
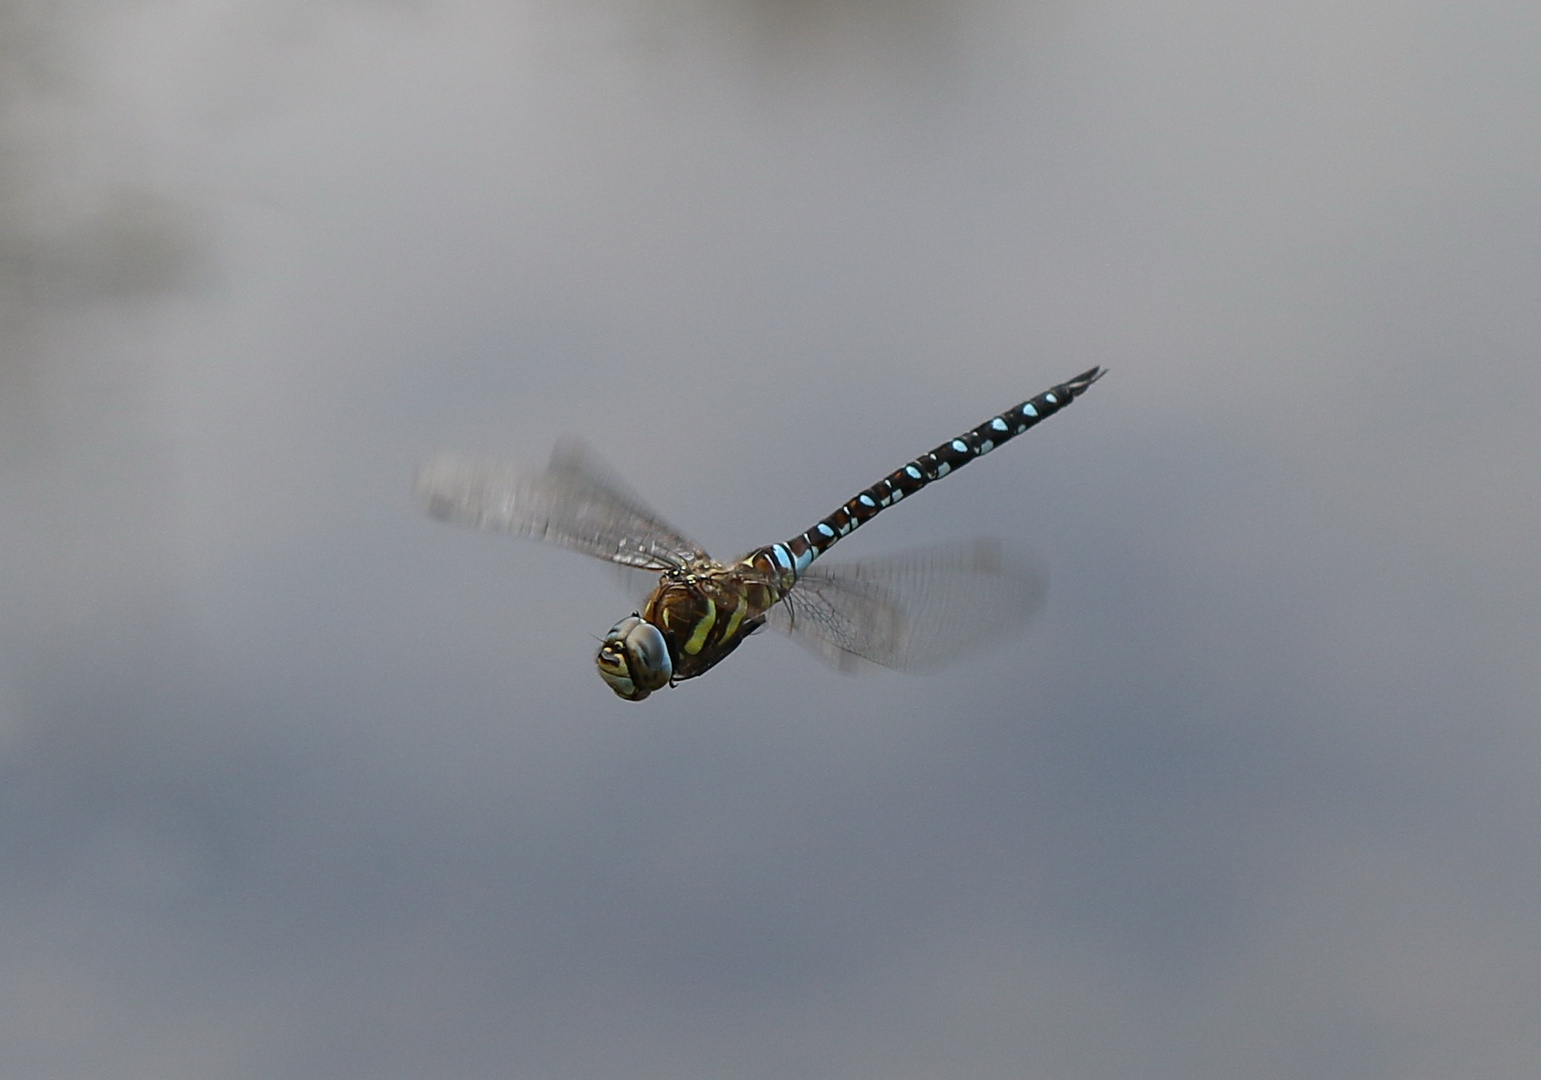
top-left (596, 615), bottom-right (672, 701)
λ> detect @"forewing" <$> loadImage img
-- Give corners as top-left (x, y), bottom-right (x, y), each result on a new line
top-left (415, 438), bottom-right (708, 571)
top-left (765, 539), bottom-right (1047, 672)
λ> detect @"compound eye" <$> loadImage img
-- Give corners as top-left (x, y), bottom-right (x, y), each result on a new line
top-left (596, 616), bottom-right (672, 700)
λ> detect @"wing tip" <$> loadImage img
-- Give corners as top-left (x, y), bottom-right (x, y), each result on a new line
top-left (414, 454), bottom-right (499, 523)
top-left (413, 453), bottom-right (458, 496)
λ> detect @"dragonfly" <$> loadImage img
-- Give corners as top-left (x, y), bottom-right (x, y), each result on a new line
top-left (417, 366), bottom-right (1103, 700)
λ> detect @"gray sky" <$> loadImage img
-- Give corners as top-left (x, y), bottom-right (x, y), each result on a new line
top-left (3, 1), bottom-right (1540, 1077)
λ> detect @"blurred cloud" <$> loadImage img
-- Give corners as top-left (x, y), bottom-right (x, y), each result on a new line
top-left (0, 0), bottom-right (209, 483)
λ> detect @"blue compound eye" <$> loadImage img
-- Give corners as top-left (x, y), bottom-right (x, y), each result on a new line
top-left (596, 616), bottom-right (671, 700)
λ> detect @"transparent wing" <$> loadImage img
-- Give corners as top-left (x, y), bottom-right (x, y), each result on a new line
top-left (613, 564), bottom-right (664, 605)
top-left (764, 539), bottom-right (1047, 672)
top-left (415, 438), bottom-right (709, 571)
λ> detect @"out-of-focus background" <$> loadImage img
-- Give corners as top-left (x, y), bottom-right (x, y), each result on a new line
top-left (3, 2), bottom-right (1538, 1077)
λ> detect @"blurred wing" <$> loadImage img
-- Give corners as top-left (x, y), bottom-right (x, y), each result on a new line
top-left (764, 539), bottom-right (1047, 672)
top-left (415, 438), bottom-right (709, 571)
top-left (612, 563), bottom-right (664, 605)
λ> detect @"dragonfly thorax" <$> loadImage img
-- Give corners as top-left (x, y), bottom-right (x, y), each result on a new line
top-left (595, 563), bottom-right (783, 700)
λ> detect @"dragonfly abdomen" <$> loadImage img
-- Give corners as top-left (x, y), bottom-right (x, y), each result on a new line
top-left (778, 365), bottom-right (1104, 574)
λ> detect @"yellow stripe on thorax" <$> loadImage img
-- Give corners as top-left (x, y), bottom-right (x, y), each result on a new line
top-left (682, 596), bottom-right (717, 655)
top-left (719, 594), bottom-right (748, 644)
